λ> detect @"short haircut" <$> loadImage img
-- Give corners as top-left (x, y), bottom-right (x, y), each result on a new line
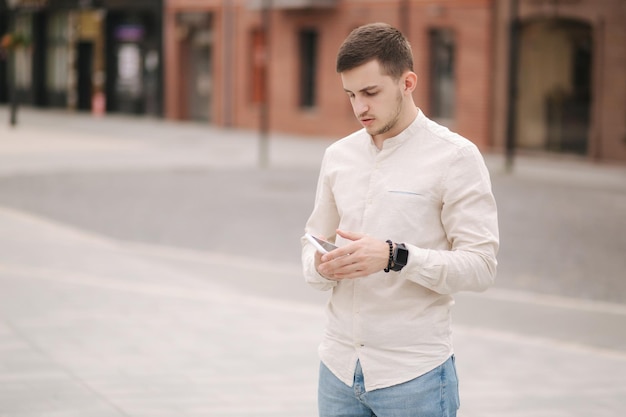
top-left (336, 22), bottom-right (413, 79)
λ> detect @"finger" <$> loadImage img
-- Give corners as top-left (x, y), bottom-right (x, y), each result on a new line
top-left (334, 255), bottom-right (364, 273)
top-left (323, 250), bottom-right (359, 269)
top-left (321, 247), bottom-right (350, 262)
top-left (333, 268), bottom-right (366, 279)
top-left (336, 229), bottom-right (364, 241)
top-left (323, 255), bottom-right (367, 279)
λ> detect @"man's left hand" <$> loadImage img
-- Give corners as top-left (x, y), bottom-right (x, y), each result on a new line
top-left (317, 230), bottom-right (390, 280)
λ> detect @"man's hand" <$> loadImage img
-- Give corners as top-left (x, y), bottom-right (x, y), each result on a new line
top-left (316, 230), bottom-right (389, 280)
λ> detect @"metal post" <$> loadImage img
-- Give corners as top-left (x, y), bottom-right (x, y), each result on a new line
top-left (6, 0), bottom-right (19, 127)
top-left (505, 0), bottom-right (520, 172)
top-left (223, 0), bottom-right (234, 127)
top-left (259, 0), bottom-right (271, 168)
top-left (8, 48), bottom-right (16, 126)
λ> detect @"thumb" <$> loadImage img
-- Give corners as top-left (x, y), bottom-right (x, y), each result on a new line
top-left (336, 229), bottom-right (364, 242)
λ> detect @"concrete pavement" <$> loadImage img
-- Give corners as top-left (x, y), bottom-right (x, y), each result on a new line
top-left (1, 107), bottom-right (626, 417)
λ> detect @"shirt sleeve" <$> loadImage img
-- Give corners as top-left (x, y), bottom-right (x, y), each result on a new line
top-left (402, 145), bottom-right (499, 294)
top-left (301, 150), bottom-right (340, 291)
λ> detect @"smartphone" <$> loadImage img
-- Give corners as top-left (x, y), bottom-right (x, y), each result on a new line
top-left (305, 233), bottom-right (338, 254)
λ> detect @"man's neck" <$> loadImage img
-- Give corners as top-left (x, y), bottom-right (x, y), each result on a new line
top-left (372, 106), bottom-right (418, 149)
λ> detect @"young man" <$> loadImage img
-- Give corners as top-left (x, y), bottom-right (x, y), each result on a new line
top-left (301, 23), bottom-right (499, 417)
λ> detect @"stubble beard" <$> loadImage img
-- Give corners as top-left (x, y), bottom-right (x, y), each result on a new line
top-left (368, 91), bottom-right (404, 138)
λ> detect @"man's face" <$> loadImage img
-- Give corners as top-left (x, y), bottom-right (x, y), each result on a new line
top-left (341, 60), bottom-right (405, 141)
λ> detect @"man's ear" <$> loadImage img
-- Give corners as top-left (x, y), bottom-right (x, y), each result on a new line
top-left (403, 71), bottom-right (418, 93)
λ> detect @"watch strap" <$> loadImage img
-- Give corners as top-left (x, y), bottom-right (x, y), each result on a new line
top-left (384, 240), bottom-right (393, 273)
top-left (390, 243), bottom-right (408, 271)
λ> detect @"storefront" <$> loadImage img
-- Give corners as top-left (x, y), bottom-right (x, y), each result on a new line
top-left (0, 0), bottom-right (163, 116)
top-left (0, 7), bottom-right (7, 104)
top-left (105, 1), bottom-right (163, 115)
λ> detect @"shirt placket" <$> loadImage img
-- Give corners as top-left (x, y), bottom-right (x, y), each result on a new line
top-left (361, 147), bottom-right (384, 232)
top-left (353, 148), bottom-right (385, 351)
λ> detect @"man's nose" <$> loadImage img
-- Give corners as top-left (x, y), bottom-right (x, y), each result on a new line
top-left (354, 97), bottom-right (369, 115)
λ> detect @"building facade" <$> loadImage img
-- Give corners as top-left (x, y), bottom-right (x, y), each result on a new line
top-left (163, 0), bottom-right (494, 150)
top-left (0, 0), bottom-right (164, 116)
top-left (163, 0), bottom-right (626, 161)
top-left (3, 0), bottom-right (625, 162)
top-left (492, 0), bottom-right (626, 162)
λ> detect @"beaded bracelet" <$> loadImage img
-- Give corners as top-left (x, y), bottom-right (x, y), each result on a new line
top-left (384, 240), bottom-right (393, 273)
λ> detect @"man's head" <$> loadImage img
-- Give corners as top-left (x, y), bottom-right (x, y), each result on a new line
top-left (336, 22), bottom-right (413, 80)
top-left (336, 23), bottom-right (418, 143)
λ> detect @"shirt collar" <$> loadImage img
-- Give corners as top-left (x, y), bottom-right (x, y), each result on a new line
top-left (371, 108), bottom-right (425, 151)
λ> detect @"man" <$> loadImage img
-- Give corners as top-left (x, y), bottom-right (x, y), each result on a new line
top-left (301, 23), bottom-right (499, 417)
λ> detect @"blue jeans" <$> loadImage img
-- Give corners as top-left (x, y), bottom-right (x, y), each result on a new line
top-left (318, 356), bottom-right (460, 417)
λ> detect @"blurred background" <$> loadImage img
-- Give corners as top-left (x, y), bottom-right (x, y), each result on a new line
top-left (0, 1), bottom-right (625, 416)
top-left (1, 0), bottom-right (625, 161)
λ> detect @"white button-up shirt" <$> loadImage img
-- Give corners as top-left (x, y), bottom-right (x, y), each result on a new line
top-left (301, 110), bottom-right (499, 391)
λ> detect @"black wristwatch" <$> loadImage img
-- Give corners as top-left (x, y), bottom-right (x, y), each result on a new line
top-left (390, 243), bottom-right (409, 271)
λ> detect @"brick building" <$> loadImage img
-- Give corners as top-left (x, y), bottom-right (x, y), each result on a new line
top-left (492, 0), bottom-right (626, 162)
top-left (3, 0), bottom-right (624, 161)
top-left (164, 0), bottom-right (494, 150)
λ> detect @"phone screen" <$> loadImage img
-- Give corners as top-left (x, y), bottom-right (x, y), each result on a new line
top-left (306, 233), bottom-right (338, 253)
top-left (313, 236), bottom-right (338, 252)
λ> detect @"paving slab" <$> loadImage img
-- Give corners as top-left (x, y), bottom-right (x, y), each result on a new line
top-left (0, 106), bottom-right (625, 416)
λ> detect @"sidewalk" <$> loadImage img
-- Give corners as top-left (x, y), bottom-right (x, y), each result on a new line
top-left (1, 107), bottom-right (625, 188)
top-left (0, 107), bottom-right (625, 417)
top-left (0, 107), bottom-right (336, 175)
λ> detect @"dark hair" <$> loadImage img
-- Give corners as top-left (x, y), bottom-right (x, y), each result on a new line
top-left (336, 22), bottom-right (413, 79)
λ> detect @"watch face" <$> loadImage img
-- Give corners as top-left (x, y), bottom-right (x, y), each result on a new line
top-left (396, 247), bottom-right (409, 265)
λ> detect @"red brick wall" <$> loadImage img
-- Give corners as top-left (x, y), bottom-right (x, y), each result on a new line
top-left (165, 0), bottom-right (495, 150)
top-left (409, 1), bottom-right (494, 149)
top-left (164, 0), bottom-right (626, 161)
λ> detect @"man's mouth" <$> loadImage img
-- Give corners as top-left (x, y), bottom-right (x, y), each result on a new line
top-left (360, 117), bottom-right (374, 127)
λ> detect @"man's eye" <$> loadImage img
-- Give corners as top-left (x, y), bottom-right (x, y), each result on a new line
top-left (365, 91), bottom-right (377, 96)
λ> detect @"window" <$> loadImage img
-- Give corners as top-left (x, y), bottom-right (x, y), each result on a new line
top-left (46, 13), bottom-right (69, 92)
top-left (299, 29), bottom-right (318, 108)
top-left (13, 14), bottom-right (33, 89)
top-left (250, 28), bottom-right (267, 104)
top-left (429, 28), bottom-right (455, 121)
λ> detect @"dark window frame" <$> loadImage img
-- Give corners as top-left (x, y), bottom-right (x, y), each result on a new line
top-left (429, 28), bottom-right (456, 120)
top-left (298, 28), bottom-right (318, 109)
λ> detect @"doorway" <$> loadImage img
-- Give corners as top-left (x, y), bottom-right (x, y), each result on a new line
top-left (187, 25), bottom-right (212, 122)
top-left (177, 12), bottom-right (213, 122)
top-left (76, 41), bottom-right (94, 111)
top-left (516, 19), bottom-right (592, 155)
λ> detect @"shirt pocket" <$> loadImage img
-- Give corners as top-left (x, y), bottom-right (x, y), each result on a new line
top-left (383, 189), bottom-right (442, 238)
